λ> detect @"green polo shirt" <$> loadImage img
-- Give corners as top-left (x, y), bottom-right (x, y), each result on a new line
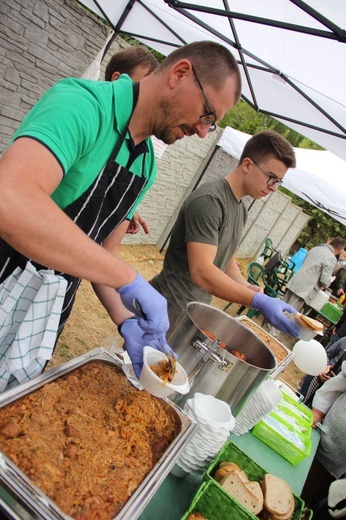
top-left (13, 76), bottom-right (156, 218)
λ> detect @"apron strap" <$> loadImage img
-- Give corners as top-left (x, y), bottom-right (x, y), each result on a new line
top-left (109, 81), bottom-right (140, 163)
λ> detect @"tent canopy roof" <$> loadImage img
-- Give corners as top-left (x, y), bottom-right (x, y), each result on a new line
top-left (80, 0), bottom-right (346, 161)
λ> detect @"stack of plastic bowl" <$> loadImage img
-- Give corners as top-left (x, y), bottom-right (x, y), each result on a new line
top-left (170, 393), bottom-right (235, 478)
top-left (232, 378), bottom-right (283, 436)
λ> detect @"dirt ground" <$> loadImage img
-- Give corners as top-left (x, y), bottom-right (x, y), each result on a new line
top-left (47, 244), bottom-right (305, 390)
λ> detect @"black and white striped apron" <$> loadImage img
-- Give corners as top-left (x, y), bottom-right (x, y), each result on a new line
top-left (0, 83), bottom-right (148, 340)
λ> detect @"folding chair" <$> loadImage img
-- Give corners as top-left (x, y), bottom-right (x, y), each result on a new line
top-left (265, 267), bottom-right (287, 297)
top-left (277, 258), bottom-right (296, 283)
top-left (259, 238), bottom-right (277, 261)
top-left (223, 262), bottom-right (264, 312)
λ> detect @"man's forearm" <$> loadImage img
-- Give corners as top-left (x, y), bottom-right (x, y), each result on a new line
top-left (225, 257), bottom-right (249, 287)
top-left (191, 262), bottom-right (256, 306)
top-left (92, 283), bottom-right (134, 326)
top-left (0, 139), bottom-right (137, 290)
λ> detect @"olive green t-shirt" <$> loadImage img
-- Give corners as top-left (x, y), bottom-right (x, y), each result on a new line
top-left (152, 178), bottom-right (248, 315)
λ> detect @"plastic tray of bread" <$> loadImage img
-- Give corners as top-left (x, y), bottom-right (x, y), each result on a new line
top-left (181, 441), bottom-right (310, 520)
top-left (0, 348), bottom-right (198, 520)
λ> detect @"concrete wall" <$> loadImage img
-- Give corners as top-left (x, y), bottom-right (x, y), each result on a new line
top-left (0, 0), bottom-right (128, 152)
top-left (202, 147), bottom-right (310, 258)
top-left (0, 0), bottom-right (309, 259)
top-left (152, 144), bottom-right (310, 259)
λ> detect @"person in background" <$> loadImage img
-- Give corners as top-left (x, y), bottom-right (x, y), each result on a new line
top-left (0, 41), bottom-right (242, 383)
top-left (283, 237), bottom-right (346, 313)
top-left (301, 361), bottom-right (346, 509)
top-left (312, 479), bottom-right (346, 520)
top-left (105, 44), bottom-right (159, 82)
top-left (328, 304), bottom-right (346, 347)
top-left (298, 336), bottom-right (346, 406)
top-left (151, 130), bottom-right (299, 337)
top-left (105, 45), bottom-right (160, 236)
top-left (330, 261), bottom-right (346, 300)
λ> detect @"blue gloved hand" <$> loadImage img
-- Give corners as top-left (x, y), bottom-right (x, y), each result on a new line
top-left (119, 318), bottom-right (177, 378)
top-left (117, 273), bottom-right (169, 340)
top-left (251, 293), bottom-right (299, 337)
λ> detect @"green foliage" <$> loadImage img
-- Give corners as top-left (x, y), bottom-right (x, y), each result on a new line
top-left (280, 187), bottom-right (345, 250)
top-left (218, 100), bottom-right (323, 150)
top-left (298, 137), bottom-right (323, 150)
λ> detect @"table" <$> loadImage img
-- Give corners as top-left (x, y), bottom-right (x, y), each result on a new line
top-left (138, 428), bottom-right (320, 520)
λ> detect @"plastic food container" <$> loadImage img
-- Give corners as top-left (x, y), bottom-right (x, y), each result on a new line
top-left (252, 413), bottom-right (312, 465)
top-left (308, 290), bottom-right (329, 312)
top-left (286, 314), bottom-right (323, 341)
top-left (320, 302), bottom-right (343, 323)
top-left (140, 346), bottom-right (189, 398)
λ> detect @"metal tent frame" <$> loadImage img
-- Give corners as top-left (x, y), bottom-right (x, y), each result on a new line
top-left (80, 0), bottom-right (346, 160)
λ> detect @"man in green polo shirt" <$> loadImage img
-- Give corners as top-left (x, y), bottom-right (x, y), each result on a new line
top-left (0, 40), bottom-right (241, 383)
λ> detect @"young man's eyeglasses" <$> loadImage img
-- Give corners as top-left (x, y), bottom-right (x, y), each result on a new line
top-left (192, 65), bottom-right (217, 132)
top-left (251, 159), bottom-right (284, 187)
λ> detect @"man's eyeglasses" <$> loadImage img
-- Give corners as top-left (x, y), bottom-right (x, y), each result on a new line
top-left (251, 159), bottom-right (284, 187)
top-left (192, 66), bottom-right (217, 132)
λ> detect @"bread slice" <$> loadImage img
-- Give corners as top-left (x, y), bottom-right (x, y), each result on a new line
top-left (219, 461), bottom-right (241, 471)
top-left (214, 467), bottom-right (230, 482)
top-left (214, 462), bottom-right (247, 483)
top-left (233, 469), bottom-right (249, 484)
top-left (244, 481), bottom-right (264, 512)
top-left (262, 474), bottom-right (294, 517)
top-left (221, 473), bottom-right (262, 515)
top-left (294, 313), bottom-right (323, 331)
top-left (269, 503), bottom-right (295, 520)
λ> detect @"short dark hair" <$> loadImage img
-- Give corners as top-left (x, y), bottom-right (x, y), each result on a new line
top-left (156, 41), bottom-right (241, 101)
top-left (239, 130), bottom-right (296, 169)
top-left (330, 236), bottom-right (346, 250)
top-left (105, 45), bottom-right (159, 81)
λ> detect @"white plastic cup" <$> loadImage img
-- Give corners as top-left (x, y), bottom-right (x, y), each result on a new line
top-left (170, 462), bottom-right (189, 478)
top-left (286, 314), bottom-right (323, 341)
top-left (190, 393), bottom-right (235, 432)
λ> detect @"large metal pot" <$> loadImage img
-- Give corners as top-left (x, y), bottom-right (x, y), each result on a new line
top-left (168, 302), bottom-right (277, 416)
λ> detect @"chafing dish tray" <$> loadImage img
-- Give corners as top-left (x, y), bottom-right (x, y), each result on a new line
top-left (235, 316), bottom-right (295, 378)
top-left (0, 348), bottom-right (198, 520)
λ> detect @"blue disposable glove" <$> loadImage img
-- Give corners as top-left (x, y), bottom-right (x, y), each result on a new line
top-left (251, 293), bottom-right (299, 337)
top-left (117, 273), bottom-right (169, 343)
top-left (119, 318), bottom-right (177, 378)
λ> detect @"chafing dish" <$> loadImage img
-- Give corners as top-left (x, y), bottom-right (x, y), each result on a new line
top-left (0, 348), bottom-right (198, 520)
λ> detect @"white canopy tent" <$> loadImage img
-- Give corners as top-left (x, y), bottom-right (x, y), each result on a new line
top-left (219, 127), bottom-right (346, 225)
top-left (79, 0), bottom-right (346, 161)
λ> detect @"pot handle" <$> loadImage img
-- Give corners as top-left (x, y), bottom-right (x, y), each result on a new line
top-left (187, 339), bottom-right (219, 384)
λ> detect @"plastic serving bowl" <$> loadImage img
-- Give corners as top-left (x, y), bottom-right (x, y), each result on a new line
top-left (140, 346), bottom-right (190, 398)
